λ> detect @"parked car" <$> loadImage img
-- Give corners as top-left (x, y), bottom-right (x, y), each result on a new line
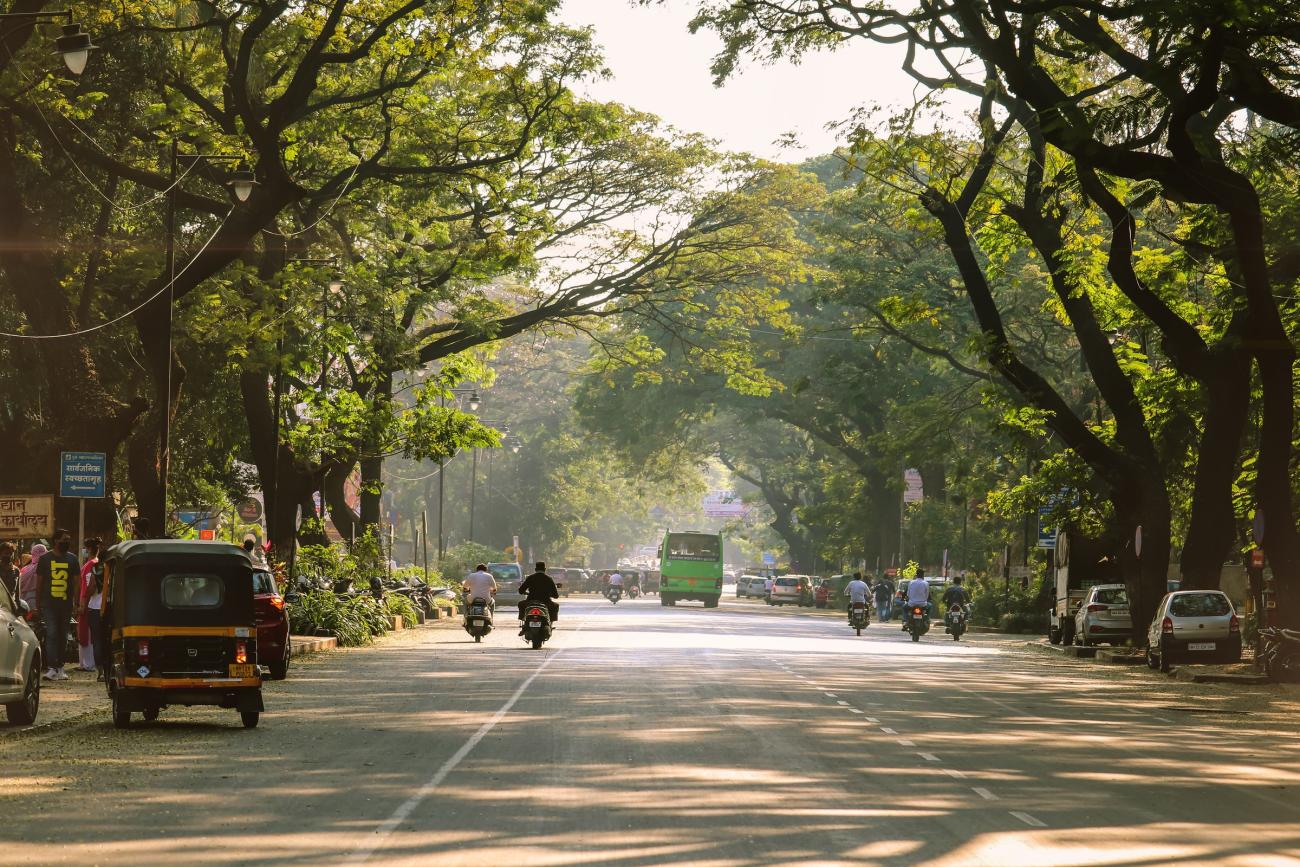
top-left (0, 581), bottom-right (41, 725)
top-left (769, 575), bottom-right (813, 606)
top-left (1073, 583), bottom-right (1131, 646)
top-left (563, 568), bottom-right (594, 594)
top-left (1146, 590), bottom-right (1242, 673)
top-left (253, 569), bottom-right (291, 680)
top-left (736, 575), bottom-right (766, 598)
top-left (488, 563), bottom-right (525, 605)
top-left (545, 568), bottom-right (569, 597)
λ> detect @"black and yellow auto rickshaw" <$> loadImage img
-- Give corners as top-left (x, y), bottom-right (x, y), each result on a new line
top-left (100, 540), bottom-right (264, 729)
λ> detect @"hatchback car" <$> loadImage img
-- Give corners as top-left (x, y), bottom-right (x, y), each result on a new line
top-left (1073, 583), bottom-right (1131, 646)
top-left (253, 569), bottom-right (290, 680)
top-left (488, 562), bottom-right (525, 605)
top-left (0, 581), bottom-right (40, 725)
top-left (769, 575), bottom-right (813, 606)
top-left (1146, 590), bottom-right (1242, 673)
top-left (735, 575), bottom-right (762, 598)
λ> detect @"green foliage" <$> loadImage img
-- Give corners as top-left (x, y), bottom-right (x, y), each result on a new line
top-left (286, 591), bottom-right (375, 647)
top-left (438, 542), bottom-right (506, 582)
top-left (384, 593), bottom-right (421, 627)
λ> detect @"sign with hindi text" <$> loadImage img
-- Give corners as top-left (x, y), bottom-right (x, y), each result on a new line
top-left (0, 495), bottom-right (53, 539)
top-left (59, 451), bottom-right (106, 498)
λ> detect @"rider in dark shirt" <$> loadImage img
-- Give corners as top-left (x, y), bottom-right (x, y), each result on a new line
top-left (942, 576), bottom-right (970, 608)
top-left (517, 562), bottom-right (560, 630)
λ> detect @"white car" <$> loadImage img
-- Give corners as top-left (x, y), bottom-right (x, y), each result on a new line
top-left (1073, 583), bottom-right (1132, 646)
top-left (0, 581), bottom-right (41, 725)
top-left (1146, 590), bottom-right (1242, 673)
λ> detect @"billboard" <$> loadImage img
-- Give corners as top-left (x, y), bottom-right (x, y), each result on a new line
top-left (903, 469), bottom-right (924, 503)
top-left (703, 490), bottom-right (749, 518)
top-left (0, 495), bottom-right (53, 539)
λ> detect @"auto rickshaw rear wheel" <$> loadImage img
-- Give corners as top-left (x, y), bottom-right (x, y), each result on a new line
top-left (111, 690), bottom-right (131, 729)
top-left (241, 711), bottom-right (259, 729)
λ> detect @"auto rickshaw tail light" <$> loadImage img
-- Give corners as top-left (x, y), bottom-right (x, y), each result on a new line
top-left (269, 594), bottom-right (285, 610)
top-left (235, 640), bottom-right (248, 664)
top-left (137, 638), bottom-right (150, 658)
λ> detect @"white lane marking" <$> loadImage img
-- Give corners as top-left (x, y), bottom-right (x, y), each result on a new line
top-left (825, 692), bottom-right (837, 698)
top-left (881, 727), bottom-right (897, 734)
top-left (944, 768), bottom-right (966, 779)
top-left (972, 787), bottom-right (998, 801)
top-left (897, 739), bottom-right (915, 746)
top-left (836, 700), bottom-right (850, 706)
top-left (1011, 811), bottom-right (1047, 827)
top-left (1153, 716), bottom-right (1172, 723)
top-left (347, 651), bottom-right (561, 862)
top-left (849, 708), bottom-right (864, 714)
top-left (864, 717), bottom-right (879, 723)
top-left (918, 752), bottom-right (940, 762)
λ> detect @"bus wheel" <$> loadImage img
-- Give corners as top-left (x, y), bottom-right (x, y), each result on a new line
top-left (704, 598), bottom-right (718, 609)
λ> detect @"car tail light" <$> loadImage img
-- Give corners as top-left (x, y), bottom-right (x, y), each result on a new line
top-left (1087, 604), bottom-right (1107, 612)
top-left (137, 638), bottom-right (150, 658)
top-left (235, 640), bottom-right (248, 664)
top-left (269, 595), bottom-right (285, 610)
top-left (1161, 617), bottom-right (1174, 634)
top-left (1090, 624), bottom-right (1103, 632)
top-left (1230, 614), bottom-right (1240, 633)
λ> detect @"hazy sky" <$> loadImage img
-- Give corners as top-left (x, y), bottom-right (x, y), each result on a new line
top-left (558, 0), bottom-right (922, 161)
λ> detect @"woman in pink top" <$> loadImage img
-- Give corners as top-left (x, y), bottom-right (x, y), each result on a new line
top-left (76, 538), bottom-right (102, 671)
top-left (18, 543), bottom-right (46, 608)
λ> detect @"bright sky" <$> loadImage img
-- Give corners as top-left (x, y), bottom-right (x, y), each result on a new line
top-left (558, 0), bottom-right (923, 161)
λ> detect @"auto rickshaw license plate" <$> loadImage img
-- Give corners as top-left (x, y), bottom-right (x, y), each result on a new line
top-left (228, 664), bottom-right (256, 678)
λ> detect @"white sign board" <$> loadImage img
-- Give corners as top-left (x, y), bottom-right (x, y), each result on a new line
top-left (903, 469), bottom-right (924, 504)
top-left (703, 490), bottom-right (749, 518)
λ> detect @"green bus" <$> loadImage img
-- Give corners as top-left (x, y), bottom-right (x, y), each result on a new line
top-left (658, 531), bottom-right (723, 608)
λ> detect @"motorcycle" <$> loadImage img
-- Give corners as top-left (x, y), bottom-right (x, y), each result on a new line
top-left (905, 604), bottom-right (930, 642)
top-left (848, 601), bottom-right (870, 636)
top-left (606, 585), bottom-right (623, 605)
top-left (1259, 627), bottom-right (1300, 682)
top-left (463, 596), bottom-right (494, 643)
top-left (945, 603), bottom-right (968, 641)
top-left (521, 601), bottom-right (553, 649)
top-left (627, 584), bottom-right (641, 599)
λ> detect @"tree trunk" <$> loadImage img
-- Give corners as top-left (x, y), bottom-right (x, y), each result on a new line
top-left (359, 454), bottom-right (384, 534)
top-left (323, 462), bottom-right (359, 545)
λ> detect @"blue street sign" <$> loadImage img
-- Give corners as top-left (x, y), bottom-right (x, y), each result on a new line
top-left (1037, 506), bottom-right (1056, 549)
top-left (762, 552), bottom-right (776, 566)
top-left (60, 451), bottom-right (105, 498)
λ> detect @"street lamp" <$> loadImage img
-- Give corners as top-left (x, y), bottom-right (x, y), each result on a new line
top-left (0, 11), bottom-right (97, 75)
top-left (159, 145), bottom-right (254, 525)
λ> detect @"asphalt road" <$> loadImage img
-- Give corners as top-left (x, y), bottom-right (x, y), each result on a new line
top-left (2, 596), bottom-right (1299, 866)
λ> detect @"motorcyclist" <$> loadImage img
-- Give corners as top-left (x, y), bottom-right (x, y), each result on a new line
top-left (518, 561), bottom-right (560, 633)
top-left (903, 570), bottom-right (931, 629)
top-left (942, 576), bottom-right (969, 627)
top-left (844, 572), bottom-right (870, 624)
top-left (462, 563), bottom-right (498, 615)
top-left (607, 570), bottom-right (624, 599)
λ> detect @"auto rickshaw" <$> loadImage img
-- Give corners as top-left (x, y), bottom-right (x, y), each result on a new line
top-left (100, 540), bottom-right (264, 729)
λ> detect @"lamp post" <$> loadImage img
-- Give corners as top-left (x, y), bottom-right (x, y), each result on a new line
top-left (0, 10), bottom-right (96, 75)
top-left (160, 145), bottom-right (256, 525)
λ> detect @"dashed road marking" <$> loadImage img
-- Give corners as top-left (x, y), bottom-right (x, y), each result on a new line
top-left (1011, 811), bottom-right (1047, 828)
top-left (972, 787), bottom-right (998, 801)
top-left (848, 708), bottom-right (864, 714)
top-left (918, 752), bottom-right (939, 762)
top-left (836, 700), bottom-right (850, 706)
top-left (943, 768), bottom-right (966, 779)
top-left (825, 692), bottom-right (837, 698)
top-left (881, 727), bottom-right (897, 734)
top-left (897, 738), bottom-right (915, 746)
top-left (864, 717), bottom-right (879, 723)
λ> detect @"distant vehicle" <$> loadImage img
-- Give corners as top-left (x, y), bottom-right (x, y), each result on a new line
top-left (1146, 590), bottom-right (1241, 673)
top-left (659, 531), bottom-right (723, 608)
top-left (487, 563), bottom-right (525, 605)
top-left (0, 580), bottom-right (41, 725)
top-left (814, 579), bottom-right (832, 608)
top-left (253, 569), bottom-right (290, 680)
top-left (736, 575), bottom-right (766, 598)
top-left (545, 568), bottom-right (569, 597)
top-left (563, 568), bottom-right (595, 594)
top-left (1050, 531), bottom-right (1121, 646)
top-left (1073, 583), bottom-right (1131, 647)
top-left (768, 575), bottom-right (813, 607)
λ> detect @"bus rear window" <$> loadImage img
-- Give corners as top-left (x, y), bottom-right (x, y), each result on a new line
top-left (666, 534), bottom-right (720, 561)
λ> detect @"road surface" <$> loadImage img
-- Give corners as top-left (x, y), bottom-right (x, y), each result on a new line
top-left (2, 596), bottom-right (1298, 865)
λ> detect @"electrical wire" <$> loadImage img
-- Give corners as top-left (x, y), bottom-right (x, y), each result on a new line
top-left (261, 159), bottom-right (363, 239)
top-left (0, 208), bottom-right (234, 339)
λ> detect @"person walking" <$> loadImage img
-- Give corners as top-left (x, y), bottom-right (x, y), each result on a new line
top-left (35, 530), bottom-right (79, 681)
top-left (18, 542), bottom-right (46, 610)
top-left (76, 538), bottom-right (102, 672)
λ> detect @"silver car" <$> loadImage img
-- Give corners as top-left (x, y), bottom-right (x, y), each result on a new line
top-left (1073, 583), bottom-right (1132, 646)
top-left (487, 562), bottom-right (525, 605)
top-left (1146, 590), bottom-right (1242, 673)
top-left (0, 581), bottom-right (41, 725)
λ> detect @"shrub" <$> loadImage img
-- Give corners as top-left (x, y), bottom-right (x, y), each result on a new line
top-left (438, 541), bottom-right (504, 582)
top-left (287, 591), bottom-right (373, 647)
top-left (385, 593), bottom-right (421, 626)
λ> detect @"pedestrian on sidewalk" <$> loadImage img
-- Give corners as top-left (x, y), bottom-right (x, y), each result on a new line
top-left (76, 538), bottom-right (102, 672)
top-left (36, 530), bottom-right (79, 681)
top-left (18, 542), bottom-right (46, 610)
top-left (0, 542), bottom-right (16, 599)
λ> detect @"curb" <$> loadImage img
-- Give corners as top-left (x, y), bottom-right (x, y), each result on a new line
top-left (1173, 667), bottom-right (1272, 685)
top-left (1095, 649), bottom-right (1146, 665)
top-left (289, 635), bottom-right (337, 657)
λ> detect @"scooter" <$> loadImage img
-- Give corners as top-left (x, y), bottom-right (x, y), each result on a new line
top-left (606, 585), bottom-right (623, 605)
top-left (906, 604), bottom-right (930, 642)
top-left (945, 603), bottom-right (967, 641)
top-left (627, 584), bottom-right (641, 599)
top-left (464, 596), bottom-right (494, 643)
top-left (848, 601), bottom-right (870, 636)
top-left (1260, 627), bottom-right (1300, 682)
top-left (521, 601), bottom-right (553, 649)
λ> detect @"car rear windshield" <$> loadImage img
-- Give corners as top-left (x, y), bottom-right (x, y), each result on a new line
top-left (488, 564), bottom-right (521, 582)
top-left (776, 577), bottom-right (799, 586)
top-left (252, 571), bottom-right (277, 595)
top-left (1171, 593), bottom-right (1231, 617)
top-left (162, 573), bottom-right (225, 609)
top-left (1095, 588), bottom-right (1127, 605)
top-left (665, 534), bottom-right (720, 561)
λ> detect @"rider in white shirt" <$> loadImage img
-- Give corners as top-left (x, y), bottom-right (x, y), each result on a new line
top-left (608, 571), bottom-right (624, 587)
top-left (904, 570), bottom-right (930, 626)
top-left (844, 572), bottom-right (870, 622)
top-left (462, 564), bottom-right (498, 611)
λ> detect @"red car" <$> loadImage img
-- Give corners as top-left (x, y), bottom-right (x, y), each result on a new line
top-left (253, 569), bottom-right (290, 680)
